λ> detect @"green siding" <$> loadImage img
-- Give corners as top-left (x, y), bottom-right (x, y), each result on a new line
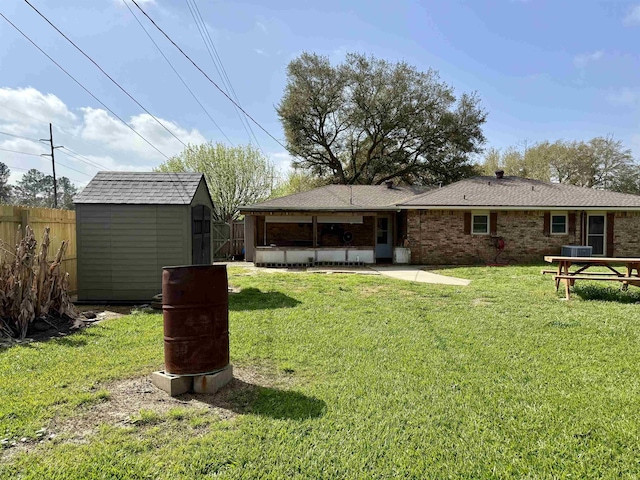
top-left (77, 204), bottom-right (190, 302)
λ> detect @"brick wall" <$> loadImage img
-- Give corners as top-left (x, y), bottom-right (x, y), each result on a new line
top-left (407, 209), bottom-right (588, 264)
top-left (265, 222), bottom-right (313, 246)
top-left (612, 212), bottom-right (640, 257)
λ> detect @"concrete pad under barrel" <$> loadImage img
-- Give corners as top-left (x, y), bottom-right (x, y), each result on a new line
top-left (193, 365), bottom-right (233, 394)
top-left (151, 371), bottom-right (193, 396)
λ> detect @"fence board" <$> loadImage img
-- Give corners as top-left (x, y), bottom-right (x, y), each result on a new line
top-left (0, 205), bottom-right (77, 293)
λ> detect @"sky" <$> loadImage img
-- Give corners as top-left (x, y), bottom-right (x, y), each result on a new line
top-left (0, 0), bottom-right (639, 188)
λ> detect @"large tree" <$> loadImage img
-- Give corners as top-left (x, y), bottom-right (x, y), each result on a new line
top-left (277, 52), bottom-right (487, 185)
top-left (0, 162), bottom-right (11, 203)
top-left (480, 136), bottom-right (638, 191)
top-left (155, 142), bottom-right (277, 222)
top-left (13, 168), bottom-right (78, 209)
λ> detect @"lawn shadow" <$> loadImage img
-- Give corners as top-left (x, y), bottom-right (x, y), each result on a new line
top-left (574, 284), bottom-right (640, 304)
top-left (229, 288), bottom-right (301, 311)
top-left (180, 378), bottom-right (326, 420)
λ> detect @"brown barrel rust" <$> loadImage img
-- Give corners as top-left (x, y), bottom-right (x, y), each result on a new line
top-left (162, 265), bottom-right (229, 375)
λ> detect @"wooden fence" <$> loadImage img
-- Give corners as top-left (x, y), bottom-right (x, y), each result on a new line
top-left (0, 206), bottom-right (77, 293)
top-left (212, 220), bottom-right (244, 260)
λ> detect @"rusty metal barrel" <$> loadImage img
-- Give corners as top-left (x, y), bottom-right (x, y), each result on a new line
top-left (162, 265), bottom-right (229, 375)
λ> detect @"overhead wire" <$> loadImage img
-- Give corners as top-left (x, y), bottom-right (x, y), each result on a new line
top-left (57, 148), bottom-right (107, 171)
top-left (131, 0), bottom-right (291, 153)
top-left (185, 0), bottom-right (261, 151)
top-left (24, 0), bottom-right (189, 149)
top-left (0, 103), bottom-right (129, 167)
top-left (189, 0), bottom-right (264, 152)
top-left (0, 12), bottom-right (171, 160)
top-left (121, 0), bottom-right (233, 145)
top-left (0, 130), bottom-right (41, 143)
top-left (0, 147), bottom-right (90, 178)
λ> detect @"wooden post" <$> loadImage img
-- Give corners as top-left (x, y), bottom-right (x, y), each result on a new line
top-left (20, 208), bottom-right (29, 238)
top-left (312, 216), bottom-right (318, 247)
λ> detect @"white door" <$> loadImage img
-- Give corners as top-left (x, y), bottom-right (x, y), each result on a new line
top-left (587, 214), bottom-right (606, 256)
top-left (375, 216), bottom-right (393, 259)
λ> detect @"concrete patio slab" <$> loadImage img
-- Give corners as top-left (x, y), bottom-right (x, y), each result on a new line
top-left (370, 266), bottom-right (471, 286)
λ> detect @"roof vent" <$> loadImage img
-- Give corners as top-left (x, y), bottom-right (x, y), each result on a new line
top-left (384, 180), bottom-right (394, 189)
top-left (495, 170), bottom-right (504, 179)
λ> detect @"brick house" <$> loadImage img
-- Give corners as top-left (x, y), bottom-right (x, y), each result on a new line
top-left (240, 173), bottom-right (640, 266)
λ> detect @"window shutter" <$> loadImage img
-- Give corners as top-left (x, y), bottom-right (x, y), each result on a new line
top-left (606, 213), bottom-right (615, 257)
top-left (568, 213), bottom-right (576, 236)
top-left (464, 212), bottom-right (471, 235)
top-left (490, 212), bottom-right (498, 236)
top-left (543, 212), bottom-right (550, 236)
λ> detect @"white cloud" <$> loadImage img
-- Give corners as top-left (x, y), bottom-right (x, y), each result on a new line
top-left (573, 50), bottom-right (603, 68)
top-left (269, 151), bottom-right (294, 174)
top-left (0, 86), bottom-right (208, 184)
top-left (80, 108), bottom-right (206, 160)
top-left (0, 87), bottom-right (77, 128)
top-left (607, 88), bottom-right (640, 108)
top-left (255, 49), bottom-right (267, 56)
top-left (623, 4), bottom-right (640, 26)
top-left (256, 21), bottom-right (268, 34)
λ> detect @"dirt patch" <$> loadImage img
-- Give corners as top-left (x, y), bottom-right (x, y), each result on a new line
top-left (472, 298), bottom-right (493, 307)
top-left (1, 365), bottom-right (295, 460)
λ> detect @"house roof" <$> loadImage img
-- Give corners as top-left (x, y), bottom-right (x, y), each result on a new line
top-left (74, 172), bottom-right (207, 205)
top-left (399, 176), bottom-right (640, 209)
top-left (241, 184), bottom-right (431, 212)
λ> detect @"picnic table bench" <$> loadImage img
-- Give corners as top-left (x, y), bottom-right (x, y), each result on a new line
top-left (543, 256), bottom-right (640, 300)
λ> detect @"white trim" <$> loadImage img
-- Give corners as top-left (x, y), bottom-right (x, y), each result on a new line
top-left (317, 215), bottom-right (363, 224)
top-left (550, 213), bottom-right (568, 235)
top-left (397, 206), bottom-right (640, 211)
top-left (265, 216), bottom-right (312, 224)
top-left (471, 213), bottom-right (490, 235)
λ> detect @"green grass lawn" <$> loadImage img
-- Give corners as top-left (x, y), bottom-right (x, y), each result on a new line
top-left (2, 265), bottom-right (640, 478)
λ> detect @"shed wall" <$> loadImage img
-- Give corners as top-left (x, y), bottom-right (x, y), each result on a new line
top-left (77, 204), bottom-right (189, 301)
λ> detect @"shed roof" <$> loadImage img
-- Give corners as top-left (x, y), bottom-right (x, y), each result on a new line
top-left (241, 184), bottom-right (430, 212)
top-left (400, 176), bottom-right (640, 209)
top-left (74, 172), bottom-right (207, 205)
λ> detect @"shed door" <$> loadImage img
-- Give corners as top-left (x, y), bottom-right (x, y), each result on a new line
top-left (192, 205), bottom-right (211, 265)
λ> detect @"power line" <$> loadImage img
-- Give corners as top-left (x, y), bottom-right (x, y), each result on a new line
top-left (132, 0), bottom-right (290, 153)
top-left (1, 163), bottom-right (85, 183)
top-left (59, 147), bottom-right (108, 170)
top-left (0, 130), bottom-right (40, 142)
top-left (121, 0), bottom-right (233, 145)
top-left (0, 12), bottom-right (171, 160)
top-left (24, 0), bottom-right (189, 150)
top-left (185, 0), bottom-right (259, 150)
top-left (0, 147), bottom-right (45, 157)
top-left (189, 0), bottom-right (264, 153)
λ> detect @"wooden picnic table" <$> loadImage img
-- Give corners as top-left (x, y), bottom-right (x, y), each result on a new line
top-left (543, 256), bottom-right (640, 300)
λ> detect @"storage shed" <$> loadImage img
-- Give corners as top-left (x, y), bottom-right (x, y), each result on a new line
top-left (74, 172), bottom-right (214, 302)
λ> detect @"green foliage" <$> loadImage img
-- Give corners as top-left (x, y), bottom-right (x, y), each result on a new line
top-left (0, 163), bottom-right (11, 204)
top-left (3, 266), bottom-right (640, 477)
top-left (481, 136), bottom-right (639, 192)
top-left (278, 52), bottom-right (487, 186)
top-left (12, 168), bottom-right (78, 209)
top-left (155, 143), bottom-right (277, 221)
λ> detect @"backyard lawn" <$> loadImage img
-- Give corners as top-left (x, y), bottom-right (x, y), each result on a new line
top-left (1, 265), bottom-right (640, 478)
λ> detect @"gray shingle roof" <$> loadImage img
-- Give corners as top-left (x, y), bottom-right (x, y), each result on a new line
top-left (400, 176), bottom-right (640, 208)
top-left (74, 172), bottom-right (205, 205)
top-left (241, 185), bottom-right (430, 212)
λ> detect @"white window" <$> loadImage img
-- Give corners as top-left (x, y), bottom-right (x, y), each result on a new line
top-left (551, 214), bottom-right (567, 235)
top-left (472, 214), bottom-right (489, 235)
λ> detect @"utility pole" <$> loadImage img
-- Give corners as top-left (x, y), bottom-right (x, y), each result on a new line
top-left (40, 123), bottom-right (63, 208)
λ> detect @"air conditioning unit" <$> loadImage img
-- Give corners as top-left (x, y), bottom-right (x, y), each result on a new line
top-left (561, 245), bottom-right (592, 257)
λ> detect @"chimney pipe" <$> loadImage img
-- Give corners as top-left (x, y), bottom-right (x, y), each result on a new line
top-left (495, 170), bottom-right (504, 179)
top-left (384, 180), bottom-right (394, 189)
